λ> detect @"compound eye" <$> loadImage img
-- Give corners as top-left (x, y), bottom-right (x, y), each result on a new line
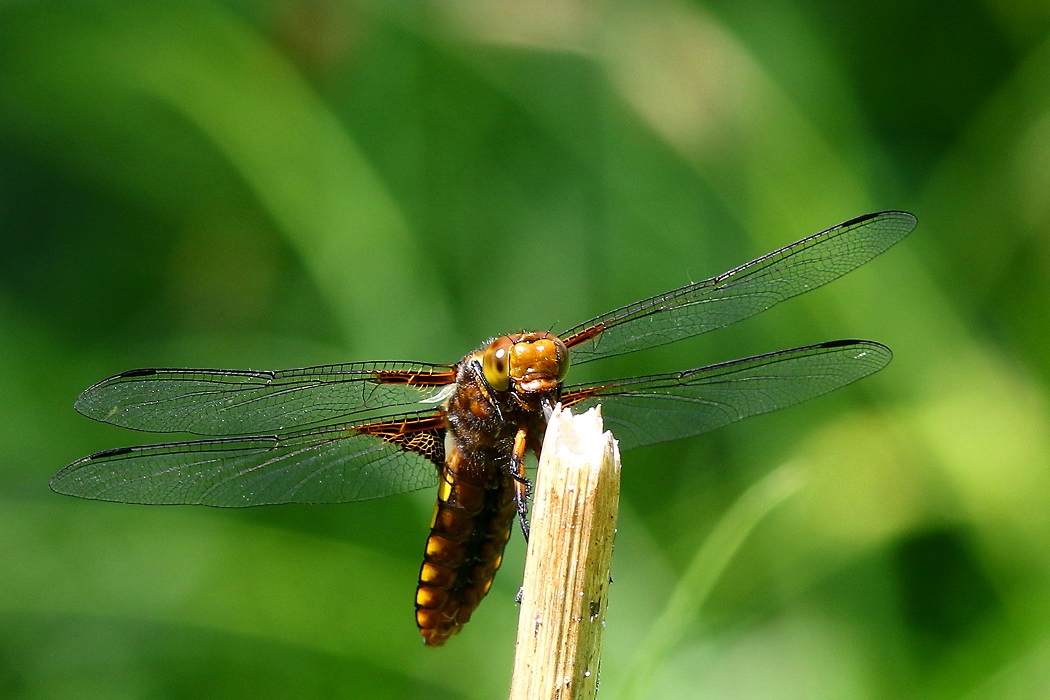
top-left (553, 337), bottom-right (570, 381)
top-left (482, 336), bottom-right (514, 391)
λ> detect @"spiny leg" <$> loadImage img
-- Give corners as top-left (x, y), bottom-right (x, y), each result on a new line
top-left (509, 423), bottom-right (531, 542)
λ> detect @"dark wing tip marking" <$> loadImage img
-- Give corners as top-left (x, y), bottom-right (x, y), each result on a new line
top-left (817, 338), bottom-right (890, 352)
top-left (840, 210), bottom-right (915, 228)
top-left (88, 446), bottom-right (135, 460)
top-left (118, 368), bottom-right (160, 379)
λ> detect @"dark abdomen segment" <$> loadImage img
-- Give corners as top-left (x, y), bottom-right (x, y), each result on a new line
top-left (414, 452), bottom-right (516, 647)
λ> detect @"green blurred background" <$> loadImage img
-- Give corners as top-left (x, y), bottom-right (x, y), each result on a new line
top-left (2, 1), bottom-right (1049, 698)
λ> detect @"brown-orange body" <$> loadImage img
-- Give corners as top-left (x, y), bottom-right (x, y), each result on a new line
top-left (413, 333), bottom-right (564, 646)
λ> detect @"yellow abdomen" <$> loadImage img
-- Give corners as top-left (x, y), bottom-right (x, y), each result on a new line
top-left (414, 452), bottom-right (516, 647)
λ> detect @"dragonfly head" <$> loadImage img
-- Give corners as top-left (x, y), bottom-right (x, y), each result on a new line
top-left (482, 331), bottom-right (569, 395)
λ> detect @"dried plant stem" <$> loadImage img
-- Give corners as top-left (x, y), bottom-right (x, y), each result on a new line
top-left (509, 405), bottom-right (621, 700)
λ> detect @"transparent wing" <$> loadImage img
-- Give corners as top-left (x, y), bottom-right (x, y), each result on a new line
top-left (562, 211), bottom-right (915, 364)
top-left (50, 412), bottom-right (443, 506)
top-left (74, 361), bottom-right (456, 436)
top-left (562, 340), bottom-right (891, 451)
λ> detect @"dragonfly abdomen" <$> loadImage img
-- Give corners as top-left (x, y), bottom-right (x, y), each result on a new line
top-left (414, 452), bottom-right (516, 647)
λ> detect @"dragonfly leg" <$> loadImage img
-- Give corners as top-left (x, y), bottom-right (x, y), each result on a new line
top-left (509, 424), bottom-right (531, 542)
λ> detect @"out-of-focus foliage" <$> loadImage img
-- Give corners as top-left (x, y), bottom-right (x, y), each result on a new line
top-left (2, 1), bottom-right (1049, 698)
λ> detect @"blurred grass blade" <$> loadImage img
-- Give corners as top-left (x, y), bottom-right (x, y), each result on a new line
top-left (620, 463), bottom-right (805, 699)
top-left (0, 2), bottom-right (452, 352)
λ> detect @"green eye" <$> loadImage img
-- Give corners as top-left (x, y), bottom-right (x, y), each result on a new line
top-left (482, 336), bottom-right (513, 391)
top-left (553, 336), bottom-right (570, 381)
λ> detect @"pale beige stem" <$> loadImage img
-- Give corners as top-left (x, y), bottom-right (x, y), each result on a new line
top-left (509, 405), bottom-right (621, 700)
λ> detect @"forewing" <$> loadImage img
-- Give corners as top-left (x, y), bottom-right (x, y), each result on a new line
top-left (50, 412), bottom-right (444, 506)
top-left (562, 340), bottom-right (891, 451)
top-left (74, 362), bottom-right (456, 436)
top-left (562, 211), bottom-right (915, 364)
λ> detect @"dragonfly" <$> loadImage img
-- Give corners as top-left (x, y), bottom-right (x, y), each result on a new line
top-left (52, 210), bottom-right (915, 646)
